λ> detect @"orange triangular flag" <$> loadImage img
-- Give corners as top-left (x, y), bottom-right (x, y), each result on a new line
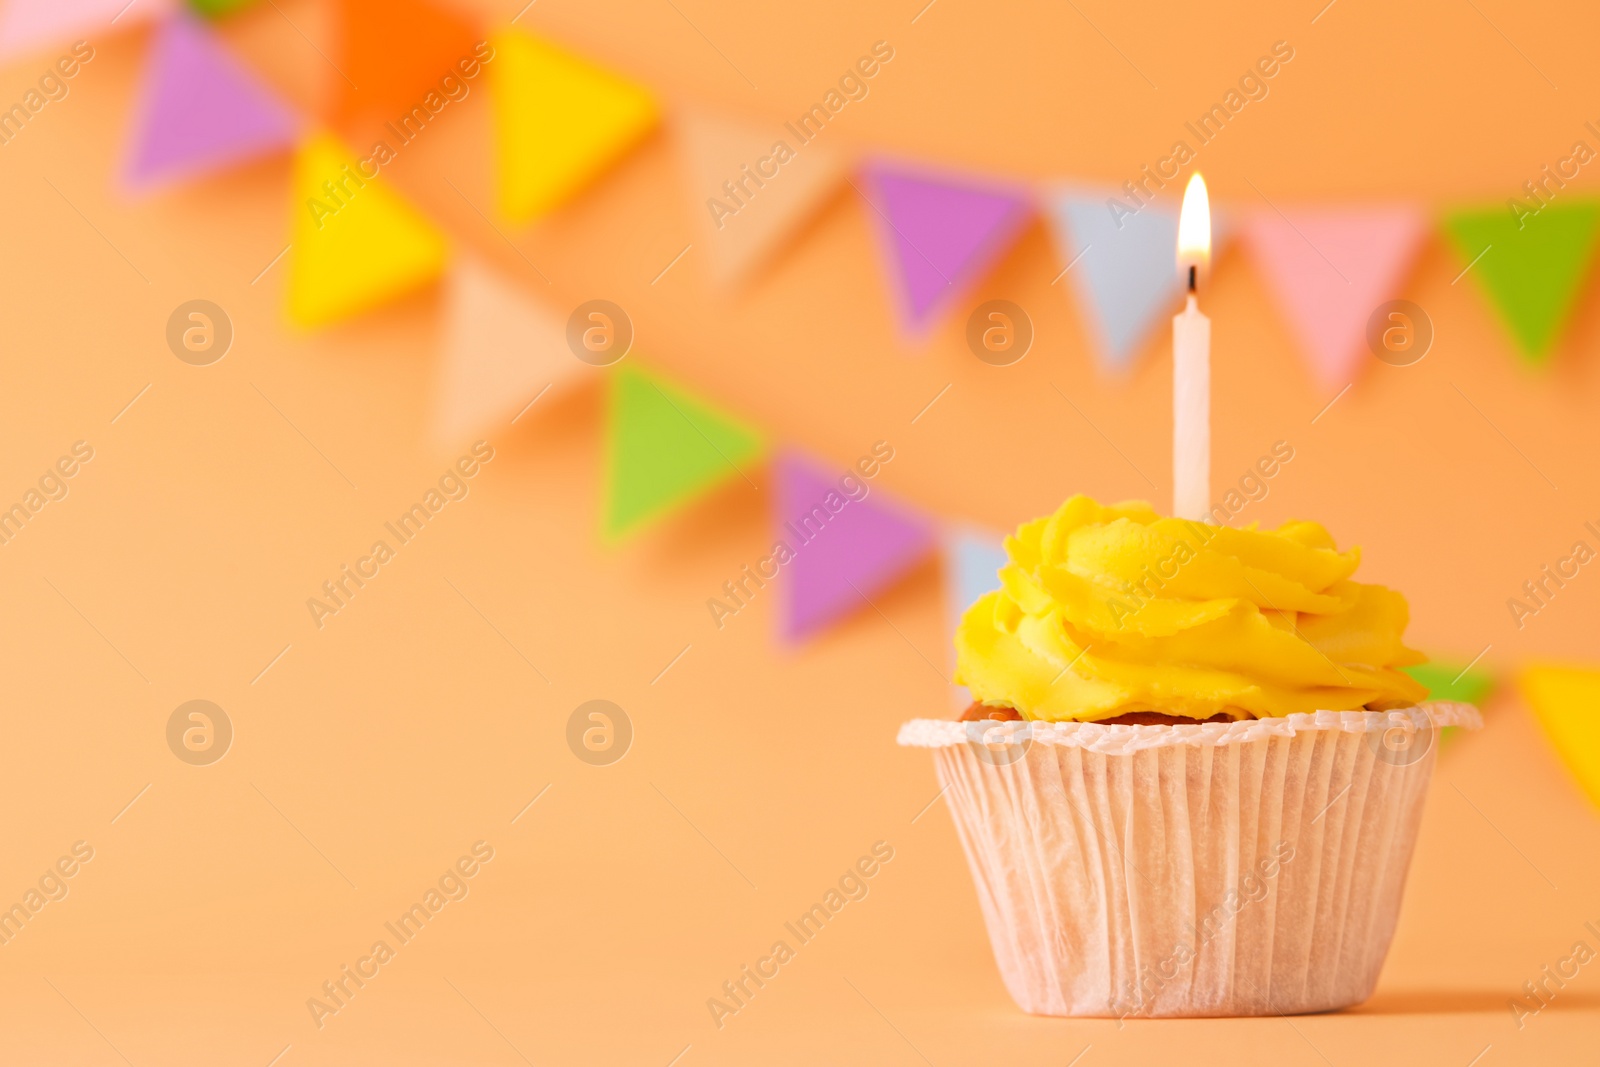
top-left (432, 257), bottom-right (594, 446)
top-left (329, 0), bottom-right (481, 124)
top-left (674, 106), bottom-right (849, 286)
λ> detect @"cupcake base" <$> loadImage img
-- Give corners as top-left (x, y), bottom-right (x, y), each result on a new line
top-left (898, 704), bottom-right (1482, 1017)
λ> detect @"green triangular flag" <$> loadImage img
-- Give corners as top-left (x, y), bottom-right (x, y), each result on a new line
top-left (1403, 661), bottom-right (1494, 705)
top-left (1443, 200), bottom-right (1600, 363)
top-left (604, 364), bottom-right (764, 539)
top-left (186, 0), bottom-right (258, 15)
top-left (1404, 659), bottom-right (1495, 750)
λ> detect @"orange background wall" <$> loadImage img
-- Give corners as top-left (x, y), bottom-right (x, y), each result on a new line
top-left (0, 1), bottom-right (1596, 1063)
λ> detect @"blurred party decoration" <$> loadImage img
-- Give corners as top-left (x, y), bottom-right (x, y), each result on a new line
top-left (1404, 658), bottom-right (1495, 747)
top-left (603, 364), bottom-right (763, 540)
top-left (1402, 660), bottom-right (1495, 706)
top-left (943, 529), bottom-right (1007, 631)
top-left (123, 14), bottom-right (298, 191)
top-left (433, 257), bottom-right (586, 447)
top-left (1046, 191), bottom-right (1182, 373)
top-left (858, 161), bottom-right (1032, 337)
top-left (773, 452), bottom-right (935, 641)
top-left (1243, 206), bottom-right (1428, 386)
top-left (675, 106), bottom-right (849, 287)
top-left (329, 0), bottom-right (479, 123)
top-left (1521, 664), bottom-right (1600, 808)
top-left (1442, 200), bottom-right (1600, 363)
top-left (943, 527), bottom-right (1007, 706)
top-left (185, 0), bottom-right (255, 15)
top-left (489, 29), bottom-right (657, 225)
top-left (0, 0), bottom-right (172, 61)
top-left (60, 0), bottom-right (1600, 659)
top-left (286, 133), bottom-right (449, 328)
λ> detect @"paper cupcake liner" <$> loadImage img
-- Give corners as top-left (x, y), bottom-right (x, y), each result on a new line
top-left (898, 703), bottom-right (1482, 1017)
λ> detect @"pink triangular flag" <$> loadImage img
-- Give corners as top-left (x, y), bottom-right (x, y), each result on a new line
top-left (675, 107), bottom-right (848, 287)
top-left (1243, 206), bottom-right (1428, 386)
top-left (0, 0), bottom-right (174, 63)
top-left (433, 257), bottom-right (593, 447)
top-left (123, 15), bottom-right (299, 191)
top-left (858, 160), bottom-right (1032, 337)
top-left (774, 451), bottom-right (935, 641)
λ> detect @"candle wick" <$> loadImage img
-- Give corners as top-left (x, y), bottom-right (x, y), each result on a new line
top-left (1187, 264), bottom-right (1196, 293)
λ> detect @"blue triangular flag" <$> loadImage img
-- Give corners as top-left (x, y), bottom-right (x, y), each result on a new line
top-left (1046, 189), bottom-right (1183, 373)
top-left (945, 526), bottom-right (1008, 709)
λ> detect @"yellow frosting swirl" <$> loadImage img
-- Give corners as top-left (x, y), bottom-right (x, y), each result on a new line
top-left (954, 496), bottom-right (1427, 721)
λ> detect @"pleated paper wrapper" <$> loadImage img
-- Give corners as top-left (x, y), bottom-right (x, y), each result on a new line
top-left (898, 703), bottom-right (1482, 1017)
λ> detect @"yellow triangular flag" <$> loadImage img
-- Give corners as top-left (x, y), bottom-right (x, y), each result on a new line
top-left (1522, 664), bottom-right (1600, 807)
top-left (489, 29), bottom-right (657, 224)
top-left (287, 133), bottom-right (449, 328)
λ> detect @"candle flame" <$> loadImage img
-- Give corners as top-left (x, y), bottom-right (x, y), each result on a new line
top-left (1177, 172), bottom-right (1211, 280)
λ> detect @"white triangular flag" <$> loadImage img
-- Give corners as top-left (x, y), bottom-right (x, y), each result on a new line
top-left (433, 257), bottom-right (592, 446)
top-left (675, 106), bottom-right (850, 287)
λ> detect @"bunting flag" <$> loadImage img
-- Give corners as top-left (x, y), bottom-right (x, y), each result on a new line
top-left (0, 0), bottom-right (174, 62)
top-left (944, 527), bottom-right (1007, 706)
top-left (286, 133), bottom-right (449, 328)
top-left (1404, 658), bottom-right (1495, 748)
top-left (433, 257), bottom-right (589, 446)
top-left (1443, 201), bottom-right (1600, 364)
top-left (675, 106), bottom-right (848, 287)
top-left (1402, 660), bottom-right (1495, 706)
top-left (604, 364), bottom-right (763, 540)
top-left (774, 452), bottom-right (935, 641)
top-left (858, 161), bottom-right (1032, 337)
top-left (186, 0), bottom-right (255, 14)
top-left (1243, 206), bottom-right (1428, 386)
top-left (329, 0), bottom-right (479, 124)
top-left (1520, 665), bottom-right (1600, 808)
top-left (1046, 192), bottom-right (1240, 373)
top-left (123, 15), bottom-right (298, 191)
top-left (489, 29), bottom-right (657, 225)
top-left (1047, 192), bottom-right (1181, 373)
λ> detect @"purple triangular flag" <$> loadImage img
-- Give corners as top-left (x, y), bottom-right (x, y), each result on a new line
top-left (775, 451), bottom-right (935, 641)
top-left (859, 160), bottom-right (1032, 336)
top-left (124, 15), bottom-right (299, 191)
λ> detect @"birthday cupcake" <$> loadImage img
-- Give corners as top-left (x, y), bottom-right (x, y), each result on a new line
top-left (898, 495), bottom-right (1480, 1017)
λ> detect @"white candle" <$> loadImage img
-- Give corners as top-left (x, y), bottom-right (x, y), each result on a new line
top-left (1172, 295), bottom-right (1210, 520)
top-left (1173, 173), bottom-right (1212, 521)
